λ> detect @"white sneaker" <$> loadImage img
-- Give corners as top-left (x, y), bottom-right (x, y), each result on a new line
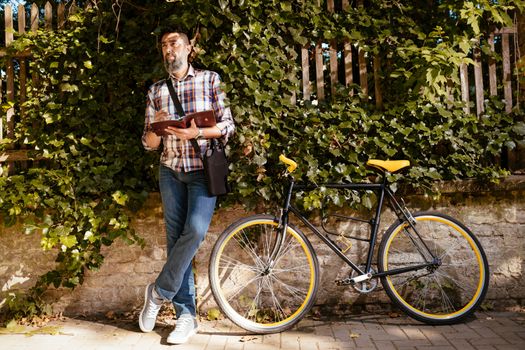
top-left (138, 283), bottom-right (163, 332)
top-left (166, 314), bottom-right (198, 345)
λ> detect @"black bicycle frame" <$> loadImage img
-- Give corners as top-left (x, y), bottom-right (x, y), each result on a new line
top-left (271, 175), bottom-right (437, 279)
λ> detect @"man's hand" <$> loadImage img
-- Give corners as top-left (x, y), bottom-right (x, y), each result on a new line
top-left (165, 119), bottom-right (199, 140)
top-left (143, 110), bottom-right (169, 149)
top-left (155, 110), bottom-right (170, 121)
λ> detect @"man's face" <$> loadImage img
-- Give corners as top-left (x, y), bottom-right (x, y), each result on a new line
top-left (161, 32), bottom-right (191, 73)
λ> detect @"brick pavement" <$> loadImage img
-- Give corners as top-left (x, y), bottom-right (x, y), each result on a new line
top-left (0, 311), bottom-right (524, 350)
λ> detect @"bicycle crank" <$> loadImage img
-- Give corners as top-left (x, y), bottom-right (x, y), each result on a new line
top-left (335, 266), bottom-right (378, 293)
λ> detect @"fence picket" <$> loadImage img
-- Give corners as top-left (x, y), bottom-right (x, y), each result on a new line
top-left (315, 41), bottom-right (324, 101)
top-left (460, 63), bottom-right (470, 115)
top-left (45, 1), bottom-right (52, 29)
top-left (329, 40), bottom-right (338, 97)
top-left (474, 47), bottom-right (484, 116)
top-left (358, 47), bottom-right (368, 95)
top-left (31, 3), bottom-right (39, 31)
top-left (18, 4), bottom-right (26, 33)
top-left (5, 4), bottom-right (15, 140)
top-left (58, 3), bottom-right (66, 29)
top-left (70, 0), bottom-right (78, 14)
top-left (344, 42), bottom-right (353, 95)
top-left (18, 4), bottom-right (27, 106)
top-left (488, 34), bottom-right (497, 97)
top-left (4, 5), bottom-right (15, 171)
top-left (502, 33), bottom-right (513, 113)
top-left (342, 0), bottom-right (353, 96)
top-left (328, 0), bottom-right (337, 98)
top-left (373, 55), bottom-right (382, 109)
top-left (301, 46), bottom-right (310, 101)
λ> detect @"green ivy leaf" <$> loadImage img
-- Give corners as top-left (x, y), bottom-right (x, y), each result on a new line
top-left (512, 122), bottom-right (525, 136)
top-left (59, 83), bottom-right (79, 92)
top-left (112, 191), bottom-right (129, 206)
top-left (60, 235), bottom-right (78, 249)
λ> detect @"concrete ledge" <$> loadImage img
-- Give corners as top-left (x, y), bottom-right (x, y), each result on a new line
top-left (431, 175), bottom-right (525, 194)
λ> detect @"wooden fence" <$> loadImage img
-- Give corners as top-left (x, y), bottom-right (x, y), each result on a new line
top-left (1, 2), bottom-right (80, 168)
top-left (1, 1), bottom-right (523, 172)
top-left (301, 0), bottom-right (519, 116)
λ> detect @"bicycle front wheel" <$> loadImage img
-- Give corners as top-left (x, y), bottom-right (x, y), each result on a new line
top-left (378, 212), bottom-right (489, 325)
top-left (209, 215), bottom-right (319, 333)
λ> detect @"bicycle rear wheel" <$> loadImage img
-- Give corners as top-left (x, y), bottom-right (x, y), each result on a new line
top-left (378, 212), bottom-right (489, 324)
top-left (209, 214), bottom-right (319, 333)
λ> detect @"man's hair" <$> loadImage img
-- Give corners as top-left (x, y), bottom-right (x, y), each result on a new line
top-left (158, 26), bottom-right (190, 45)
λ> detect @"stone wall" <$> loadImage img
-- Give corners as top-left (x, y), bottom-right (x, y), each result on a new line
top-left (1, 177), bottom-right (524, 317)
top-left (519, 9), bottom-right (525, 106)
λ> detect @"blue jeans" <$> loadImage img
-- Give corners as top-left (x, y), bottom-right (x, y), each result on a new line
top-left (155, 165), bottom-right (216, 318)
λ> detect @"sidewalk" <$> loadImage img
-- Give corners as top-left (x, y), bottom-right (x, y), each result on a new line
top-left (0, 311), bottom-right (524, 350)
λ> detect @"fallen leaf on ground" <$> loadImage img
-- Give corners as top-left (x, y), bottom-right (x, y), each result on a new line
top-left (0, 320), bottom-right (26, 334)
top-left (25, 326), bottom-right (65, 337)
top-left (240, 335), bottom-right (258, 342)
top-left (0, 324), bottom-right (68, 337)
top-left (207, 308), bottom-right (222, 321)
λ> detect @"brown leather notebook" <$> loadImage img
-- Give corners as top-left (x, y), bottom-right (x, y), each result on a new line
top-left (151, 110), bottom-right (216, 136)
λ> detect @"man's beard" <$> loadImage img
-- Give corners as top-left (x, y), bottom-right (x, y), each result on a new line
top-left (164, 56), bottom-right (184, 74)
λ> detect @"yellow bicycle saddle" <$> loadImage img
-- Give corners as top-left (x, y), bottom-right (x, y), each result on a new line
top-left (366, 159), bottom-right (410, 173)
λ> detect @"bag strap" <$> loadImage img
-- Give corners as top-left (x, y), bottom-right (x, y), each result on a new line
top-left (165, 78), bottom-right (202, 158)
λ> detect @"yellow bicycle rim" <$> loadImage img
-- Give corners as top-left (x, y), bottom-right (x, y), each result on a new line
top-left (384, 215), bottom-right (486, 320)
top-left (213, 219), bottom-right (317, 329)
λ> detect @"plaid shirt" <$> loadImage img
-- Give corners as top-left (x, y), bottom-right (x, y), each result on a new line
top-left (142, 66), bottom-right (235, 172)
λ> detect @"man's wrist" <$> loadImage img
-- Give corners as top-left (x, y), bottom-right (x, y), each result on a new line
top-left (195, 128), bottom-right (204, 140)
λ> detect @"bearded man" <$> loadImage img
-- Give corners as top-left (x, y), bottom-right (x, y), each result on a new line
top-left (139, 27), bottom-right (235, 344)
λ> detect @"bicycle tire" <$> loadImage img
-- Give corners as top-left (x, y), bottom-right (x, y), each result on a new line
top-left (209, 214), bottom-right (319, 333)
top-left (378, 211), bottom-right (489, 324)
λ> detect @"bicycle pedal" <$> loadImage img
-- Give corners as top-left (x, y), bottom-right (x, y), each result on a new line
top-left (335, 278), bottom-right (353, 286)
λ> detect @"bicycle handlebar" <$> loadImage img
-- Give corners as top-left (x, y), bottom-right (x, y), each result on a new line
top-left (279, 154), bottom-right (298, 173)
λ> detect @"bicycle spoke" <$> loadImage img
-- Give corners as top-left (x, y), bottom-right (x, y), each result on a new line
top-left (244, 278), bottom-right (265, 321)
top-left (380, 213), bottom-right (488, 324)
top-left (225, 274), bottom-right (264, 302)
top-left (273, 236), bottom-right (301, 266)
top-left (442, 256), bottom-right (480, 267)
top-left (269, 274), bottom-right (308, 302)
top-left (235, 229), bottom-right (267, 269)
top-left (401, 228), bottom-right (434, 262)
top-left (210, 218), bottom-right (318, 332)
top-left (433, 269), bottom-right (476, 294)
top-left (271, 264), bottom-right (309, 275)
top-left (389, 271), bottom-right (432, 288)
top-left (262, 226), bottom-right (274, 260)
top-left (218, 254), bottom-right (261, 274)
top-left (264, 277), bottom-right (287, 321)
top-left (438, 238), bottom-right (466, 261)
top-left (433, 275), bottom-right (457, 314)
top-left (412, 280), bottom-right (429, 312)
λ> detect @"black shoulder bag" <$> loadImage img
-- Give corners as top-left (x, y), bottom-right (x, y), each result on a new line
top-left (165, 79), bottom-right (230, 196)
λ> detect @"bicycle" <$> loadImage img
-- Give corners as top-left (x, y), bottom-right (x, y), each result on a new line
top-left (209, 154), bottom-right (489, 333)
